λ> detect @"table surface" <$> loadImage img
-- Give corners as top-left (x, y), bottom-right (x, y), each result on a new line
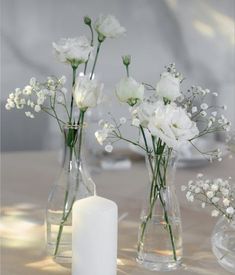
top-left (1, 150), bottom-right (234, 275)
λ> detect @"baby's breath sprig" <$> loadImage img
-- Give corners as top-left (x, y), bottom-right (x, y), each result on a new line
top-left (182, 175), bottom-right (235, 221)
top-left (5, 76), bottom-right (68, 132)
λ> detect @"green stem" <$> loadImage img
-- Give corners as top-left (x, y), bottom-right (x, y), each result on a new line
top-left (138, 139), bottom-right (177, 262)
top-left (69, 66), bottom-right (77, 123)
top-left (78, 111), bottom-right (85, 158)
top-left (53, 114), bottom-right (86, 257)
top-left (84, 25), bottom-right (94, 75)
top-left (125, 65), bottom-right (129, 77)
top-left (90, 41), bottom-right (102, 80)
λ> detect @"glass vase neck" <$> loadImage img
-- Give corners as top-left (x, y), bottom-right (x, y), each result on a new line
top-left (62, 124), bottom-right (85, 172)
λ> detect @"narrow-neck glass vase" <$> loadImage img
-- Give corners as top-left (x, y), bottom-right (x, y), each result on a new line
top-left (46, 124), bottom-right (94, 264)
top-left (136, 152), bottom-right (183, 271)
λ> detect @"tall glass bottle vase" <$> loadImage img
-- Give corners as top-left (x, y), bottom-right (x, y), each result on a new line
top-left (46, 124), bottom-right (94, 263)
top-left (136, 151), bottom-right (183, 271)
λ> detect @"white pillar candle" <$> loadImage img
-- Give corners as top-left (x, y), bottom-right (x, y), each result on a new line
top-left (72, 195), bottom-right (118, 275)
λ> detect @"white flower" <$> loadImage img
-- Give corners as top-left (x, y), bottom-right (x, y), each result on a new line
top-left (148, 102), bottom-right (199, 149)
top-left (52, 37), bottom-right (93, 65)
top-left (226, 207), bottom-right (234, 215)
top-left (212, 197), bottom-right (220, 204)
top-left (211, 210), bottom-right (219, 217)
top-left (115, 77), bottom-right (144, 105)
top-left (5, 103), bottom-right (11, 110)
top-left (200, 111), bottom-right (207, 117)
top-left (9, 93), bottom-right (14, 99)
top-left (200, 103), bottom-right (208, 110)
top-left (119, 117), bottom-right (127, 124)
top-left (197, 173), bottom-right (203, 178)
top-left (181, 185), bottom-right (187, 191)
top-left (206, 191), bottom-right (214, 199)
top-left (221, 188), bottom-right (229, 196)
top-left (34, 105), bottom-right (41, 112)
top-left (211, 184), bottom-right (219, 192)
top-left (95, 15), bottom-right (126, 38)
top-left (73, 75), bottom-right (103, 110)
top-left (23, 85), bottom-right (33, 95)
top-left (132, 101), bottom-right (160, 128)
top-left (132, 118), bottom-right (140, 127)
top-left (208, 121), bottom-right (213, 128)
top-left (202, 183), bottom-right (209, 190)
top-left (105, 144), bottom-right (113, 153)
top-left (95, 130), bottom-right (108, 145)
top-left (155, 72), bottom-right (181, 101)
top-left (223, 198), bottom-right (230, 207)
top-left (192, 106), bottom-right (198, 113)
top-left (211, 111), bottom-right (217, 117)
top-left (95, 122), bottom-right (114, 145)
top-left (25, 111), bottom-right (34, 118)
top-left (186, 191), bottom-right (194, 202)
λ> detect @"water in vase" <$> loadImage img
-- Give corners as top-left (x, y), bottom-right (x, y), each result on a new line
top-left (137, 214), bottom-right (182, 271)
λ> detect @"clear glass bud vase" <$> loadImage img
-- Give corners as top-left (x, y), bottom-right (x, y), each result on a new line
top-left (136, 151), bottom-right (183, 271)
top-left (211, 216), bottom-right (235, 273)
top-left (46, 124), bottom-right (94, 264)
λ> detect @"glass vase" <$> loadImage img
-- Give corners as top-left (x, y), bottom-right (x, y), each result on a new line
top-left (46, 124), bottom-right (94, 264)
top-left (136, 151), bottom-right (183, 271)
top-left (211, 216), bottom-right (235, 273)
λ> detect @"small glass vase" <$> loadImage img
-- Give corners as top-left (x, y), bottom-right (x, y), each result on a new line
top-left (136, 151), bottom-right (183, 271)
top-left (46, 124), bottom-right (94, 264)
top-left (211, 216), bottom-right (235, 273)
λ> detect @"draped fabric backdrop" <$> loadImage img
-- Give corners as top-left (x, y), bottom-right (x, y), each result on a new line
top-left (1, 0), bottom-right (234, 151)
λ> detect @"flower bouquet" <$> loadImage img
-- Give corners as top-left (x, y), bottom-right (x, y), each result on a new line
top-left (95, 58), bottom-right (231, 271)
top-left (5, 14), bottom-right (125, 262)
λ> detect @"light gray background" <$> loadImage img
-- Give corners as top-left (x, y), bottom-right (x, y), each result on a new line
top-left (1, 0), bottom-right (235, 151)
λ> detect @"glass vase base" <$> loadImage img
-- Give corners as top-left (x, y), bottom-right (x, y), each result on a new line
top-left (53, 252), bottom-right (72, 264)
top-left (47, 245), bottom-right (72, 264)
top-left (136, 254), bottom-right (182, 272)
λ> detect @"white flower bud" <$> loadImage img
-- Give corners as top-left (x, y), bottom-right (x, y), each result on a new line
top-left (156, 72), bottom-right (181, 101)
top-left (192, 106), bottom-right (198, 113)
top-left (211, 210), bottom-right (219, 217)
top-left (105, 144), bottom-right (113, 153)
top-left (200, 103), bottom-right (208, 110)
top-left (5, 103), bottom-right (11, 110)
top-left (206, 191), bottom-right (214, 199)
top-left (116, 77), bottom-right (144, 105)
top-left (34, 105), bottom-right (41, 112)
top-left (95, 14), bottom-right (126, 39)
top-left (226, 207), bottom-right (234, 215)
top-left (223, 198), bottom-right (230, 207)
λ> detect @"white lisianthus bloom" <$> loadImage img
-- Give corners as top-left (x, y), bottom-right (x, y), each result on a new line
top-left (73, 75), bottom-right (103, 111)
top-left (132, 101), bottom-right (161, 128)
top-left (148, 102), bottom-right (199, 149)
top-left (95, 15), bottom-right (126, 38)
top-left (52, 36), bottom-right (93, 66)
top-left (156, 72), bottom-right (181, 101)
top-left (116, 77), bottom-right (144, 106)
